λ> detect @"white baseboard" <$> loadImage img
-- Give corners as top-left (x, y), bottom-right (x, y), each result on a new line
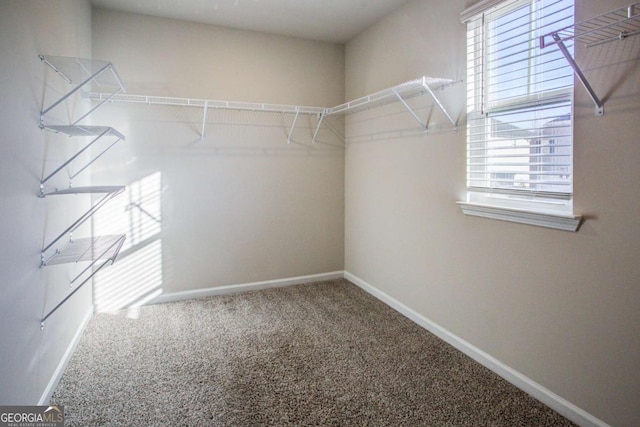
top-left (38, 306), bottom-right (94, 405)
top-left (148, 271), bottom-right (345, 305)
top-left (343, 271), bottom-right (609, 427)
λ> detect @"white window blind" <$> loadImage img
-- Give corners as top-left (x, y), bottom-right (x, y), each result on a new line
top-left (466, 0), bottom-right (575, 207)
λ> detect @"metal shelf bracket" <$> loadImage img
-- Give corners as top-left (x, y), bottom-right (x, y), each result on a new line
top-left (539, 2), bottom-right (640, 117)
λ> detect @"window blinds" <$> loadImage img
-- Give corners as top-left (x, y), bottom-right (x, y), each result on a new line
top-left (466, 0), bottom-right (575, 201)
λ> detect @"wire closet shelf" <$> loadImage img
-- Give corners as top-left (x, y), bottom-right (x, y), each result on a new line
top-left (539, 2), bottom-right (640, 116)
top-left (90, 76), bottom-right (459, 142)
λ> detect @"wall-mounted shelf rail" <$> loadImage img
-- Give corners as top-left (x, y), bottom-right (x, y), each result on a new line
top-left (90, 75), bottom-right (458, 143)
top-left (40, 125), bottom-right (125, 194)
top-left (540, 2), bottom-right (640, 116)
top-left (39, 55), bottom-right (125, 127)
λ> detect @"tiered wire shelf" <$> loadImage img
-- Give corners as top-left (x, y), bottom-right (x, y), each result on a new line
top-left (540, 2), bottom-right (640, 116)
top-left (39, 55), bottom-right (128, 326)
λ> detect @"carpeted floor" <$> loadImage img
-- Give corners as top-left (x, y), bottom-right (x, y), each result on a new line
top-left (51, 279), bottom-right (575, 426)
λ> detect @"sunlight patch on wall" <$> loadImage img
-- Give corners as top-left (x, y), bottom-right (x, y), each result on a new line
top-left (93, 172), bottom-right (163, 312)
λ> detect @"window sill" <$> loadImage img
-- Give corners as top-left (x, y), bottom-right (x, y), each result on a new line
top-left (457, 202), bottom-right (582, 232)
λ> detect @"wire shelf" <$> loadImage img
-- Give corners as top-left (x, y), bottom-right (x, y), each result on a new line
top-left (541, 2), bottom-right (640, 48)
top-left (43, 234), bottom-right (126, 266)
top-left (43, 125), bottom-right (125, 140)
top-left (90, 76), bottom-right (459, 139)
top-left (40, 55), bottom-right (126, 127)
top-left (39, 55), bottom-right (124, 92)
top-left (89, 92), bottom-right (327, 115)
top-left (41, 185), bottom-right (125, 197)
top-left (41, 234), bottom-right (126, 326)
top-left (327, 77), bottom-right (456, 116)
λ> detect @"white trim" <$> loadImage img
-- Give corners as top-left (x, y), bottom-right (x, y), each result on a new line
top-left (458, 201), bottom-right (582, 231)
top-left (38, 307), bottom-right (94, 405)
top-left (461, 0), bottom-right (507, 22)
top-left (343, 271), bottom-right (610, 427)
top-left (148, 271), bottom-right (345, 305)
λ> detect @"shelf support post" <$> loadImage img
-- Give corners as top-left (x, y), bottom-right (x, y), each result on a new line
top-left (71, 86), bottom-right (123, 126)
top-left (201, 101), bottom-right (208, 140)
top-left (421, 77), bottom-right (458, 132)
top-left (392, 89), bottom-right (428, 133)
top-left (40, 127), bottom-right (112, 192)
top-left (552, 33), bottom-right (604, 116)
top-left (311, 111), bottom-right (326, 144)
top-left (287, 107), bottom-right (300, 144)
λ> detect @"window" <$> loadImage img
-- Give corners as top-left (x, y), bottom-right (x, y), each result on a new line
top-left (461, 0), bottom-right (580, 229)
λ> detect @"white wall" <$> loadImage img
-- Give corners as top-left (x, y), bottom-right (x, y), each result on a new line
top-left (90, 9), bottom-right (345, 296)
top-left (344, 0), bottom-right (640, 426)
top-left (0, 0), bottom-right (94, 404)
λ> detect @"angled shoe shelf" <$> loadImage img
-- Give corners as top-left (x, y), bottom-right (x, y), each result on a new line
top-left (540, 2), bottom-right (640, 116)
top-left (39, 55), bottom-right (125, 127)
top-left (41, 234), bottom-right (126, 327)
top-left (40, 126), bottom-right (125, 195)
top-left (40, 185), bottom-right (126, 266)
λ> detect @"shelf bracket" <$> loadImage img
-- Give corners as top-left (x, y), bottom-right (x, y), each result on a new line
top-left (39, 127), bottom-right (124, 192)
top-left (421, 77), bottom-right (458, 132)
top-left (311, 111), bottom-right (326, 144)
top-left (201, 101), bottom-right (208, 140)
top-left (287, 107), bottom-right (300, 144)
top-left (71, 87), bottom-right (123, 126)
top-left (551, 33), bottom-right (604, 117)
top-left (392, 89), bottom-right (428, 133)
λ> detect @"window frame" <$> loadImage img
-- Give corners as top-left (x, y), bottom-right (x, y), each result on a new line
top-left (460, 0), bottom-right (582, 231)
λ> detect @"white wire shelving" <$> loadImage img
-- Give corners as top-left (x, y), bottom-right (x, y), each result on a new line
top-left (40, 125), bottom-right (125, 195)
top-left (325, 76), bottom-right (458, 134)
top-left (40, 234), bottom-right (126, 326)
top-left (38, 55), bottom-right (128, 327)
top-left (540, 2), bottom-right (640, 116)
top-left (40, 55), bottom-right (125, 128)
top-left (90, 75), bottom-right (459, 143)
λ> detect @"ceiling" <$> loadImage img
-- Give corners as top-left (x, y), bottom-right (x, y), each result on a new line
top-left (90, 0), bottom-right (411, 44)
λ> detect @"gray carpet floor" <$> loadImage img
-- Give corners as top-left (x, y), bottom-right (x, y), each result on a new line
top-left (51, 279), bottom-right (575, 426)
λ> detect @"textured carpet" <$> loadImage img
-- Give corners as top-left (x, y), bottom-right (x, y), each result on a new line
top-left (51, 279), bottom-right (575, 426)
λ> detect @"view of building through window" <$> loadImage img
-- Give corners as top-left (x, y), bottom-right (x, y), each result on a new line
top-left (467, 0), bottom-right (575, 203)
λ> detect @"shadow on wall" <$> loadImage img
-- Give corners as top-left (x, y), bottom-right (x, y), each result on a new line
top-left (92, 171), bottom-right (163, 313)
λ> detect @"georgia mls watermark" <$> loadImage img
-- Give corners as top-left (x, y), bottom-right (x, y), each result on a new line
top-left (0, 406), bottom-right (64, 427)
